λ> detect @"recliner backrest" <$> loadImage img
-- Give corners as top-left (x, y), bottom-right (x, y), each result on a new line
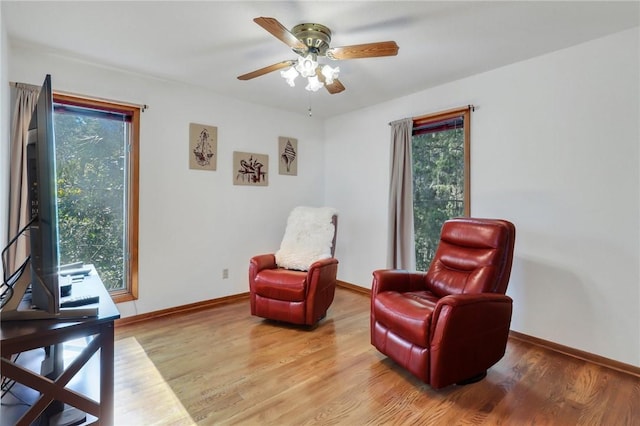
top-left (329, 215), bottom-right (338, 257)
top-left (425, 218), bottom-right (515, 297)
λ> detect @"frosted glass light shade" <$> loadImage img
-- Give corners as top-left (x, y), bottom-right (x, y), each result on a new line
top-left (280, 67), bottom-right (299, 87)
top-left (321, 65), bottom-right (340, 84)
top-left (295, 54), bottom-right (318, 78)
top-left (305, 75), bottom-right (324, 92)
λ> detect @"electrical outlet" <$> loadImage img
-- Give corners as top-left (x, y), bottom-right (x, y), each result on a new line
top-left (222, 268), bottom-right (229, 279)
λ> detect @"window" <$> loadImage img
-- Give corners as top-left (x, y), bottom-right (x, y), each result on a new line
top-left (412, 107), bottom-right (471, 271)
top-left (52, 94), bottom-right (139, 302)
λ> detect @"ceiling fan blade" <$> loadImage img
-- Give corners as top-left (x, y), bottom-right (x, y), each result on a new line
top-left (326, 41), bottom-right (399, 60)
top-left (254, 17), bottom-right (307, 51)
top-left (316, 68), bottom-right (345, 94)
top-left (237, 60), bottom-right (296, 81)
top-left (325, 79), bottom-right (345, 95)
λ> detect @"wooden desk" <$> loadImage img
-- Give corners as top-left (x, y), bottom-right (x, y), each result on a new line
top-left (1, 271), bottom-right (120, 425)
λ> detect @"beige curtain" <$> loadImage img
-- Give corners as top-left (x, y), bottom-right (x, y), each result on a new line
top-left (7, 83), bottom-right (40, 273)
top-left (387, 118), bottom-right (415, 270)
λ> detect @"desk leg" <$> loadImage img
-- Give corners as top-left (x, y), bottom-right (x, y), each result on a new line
top-left (100, 321), bottom-right (115, 426)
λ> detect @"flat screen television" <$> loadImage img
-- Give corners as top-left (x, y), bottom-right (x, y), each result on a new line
top-left (15, 75), bottom-right (91, 425)
top-left (26, 74), bottom-right (61, 315)
top-left (1, 74), bottom-right (97, 322)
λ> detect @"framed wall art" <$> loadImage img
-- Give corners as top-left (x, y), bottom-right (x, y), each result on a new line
top-left (278, 136), bottom-right (298, 176)
top-left (189, 123), bottom-right (217, 171)
top-left (233, 151), bottom-right (268, 186)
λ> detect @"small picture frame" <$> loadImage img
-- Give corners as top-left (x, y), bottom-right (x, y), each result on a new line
top-left (233, 151), bottom-right (268, 186)
top-left (189, 123), bottom-right (217, 171)
top-left (278, 137), bottom-right (298, 176)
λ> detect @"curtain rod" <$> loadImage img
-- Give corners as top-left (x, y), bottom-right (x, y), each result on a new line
top-left (10, 81), bottom-right (149, 112)
top-left (389, 104), bottom-right (476, 126)
top-left (55, 90), bottom-right (149, 112)
top-left (414, 104), bottom-right (475, 121)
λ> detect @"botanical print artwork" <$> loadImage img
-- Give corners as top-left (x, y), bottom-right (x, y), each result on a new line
top-left (233, 151), bottom-right (268, 186)
top-left (189, 123), bottom-right (217, 171)
top-left (279, 137), bottom-right (298, 176)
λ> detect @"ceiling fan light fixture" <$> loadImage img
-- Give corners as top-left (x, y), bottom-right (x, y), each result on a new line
top-left (280, 66), bottom-right (299, 87)
top-left (321, 64), bottom-right (340, 84)
top-left (305, 75), bottom-right (324, 92)
top-left (295, 53), bottom-right (318, 78)
top-left (240, 17), bottom-right (400, 97)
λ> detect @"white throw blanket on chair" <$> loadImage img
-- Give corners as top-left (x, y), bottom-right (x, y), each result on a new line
top-left (275, 206), bottom-right (338, 271)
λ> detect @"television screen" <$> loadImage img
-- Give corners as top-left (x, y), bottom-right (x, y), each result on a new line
top-left (26, 74), bottom-right (60, 314)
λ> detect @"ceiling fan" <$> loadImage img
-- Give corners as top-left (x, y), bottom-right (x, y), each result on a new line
top-left (237, 17), bottom-right (399, 94)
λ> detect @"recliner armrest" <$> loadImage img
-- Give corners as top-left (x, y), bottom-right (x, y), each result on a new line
top-left (308, 257), bottom-right (339, 270)
top-left (250, 253), bottom-right (277, 274)
top-left (372, 269), bottom-right (428, 295)
top-left (305, 258), bottom-right (339, 291)
top-left (430, 293), bottom-right (513, 341)
top-left (303, 257), bottom-right (339, 324)
top-left (428, 293), bottom-right (513, 388)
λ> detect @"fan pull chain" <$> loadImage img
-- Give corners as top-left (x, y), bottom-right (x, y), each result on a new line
top-left (308, 93), bottom-right (313, 117)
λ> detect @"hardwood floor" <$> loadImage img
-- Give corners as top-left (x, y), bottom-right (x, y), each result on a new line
top-left (114, 288), bottom-right (640, 425)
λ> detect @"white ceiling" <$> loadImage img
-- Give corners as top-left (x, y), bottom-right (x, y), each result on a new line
top-left (3, 1), bottom-right (639, 118)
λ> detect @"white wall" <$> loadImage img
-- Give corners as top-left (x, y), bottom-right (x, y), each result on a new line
top-left (325, 28), bottom-right (640, 366)
top-left (0, 6), bottom-right (9, 281)
top-left (8, 45), bottom-right (326, 318)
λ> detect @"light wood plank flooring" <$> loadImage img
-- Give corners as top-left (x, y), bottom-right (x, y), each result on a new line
top-left (114, 288), bottom-right (640, 425)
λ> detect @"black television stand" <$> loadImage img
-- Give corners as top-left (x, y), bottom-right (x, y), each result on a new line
top-left (1, 267), bottom-right (120, 425)
top-left (40, 344), bottom-right (87, 426)
top-left (2, 306), bottom-right (99, 321)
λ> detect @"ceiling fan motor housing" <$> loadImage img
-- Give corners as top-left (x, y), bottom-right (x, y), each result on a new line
top-left (292, 23), bottom-right (332, 56)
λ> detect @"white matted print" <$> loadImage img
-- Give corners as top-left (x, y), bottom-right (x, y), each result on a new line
top-left (189, 123), bottom-right (217, 171)
top-left (233, 151), bottom-right (268, 186)
top-left (279, 137), bottom-right (298, 176)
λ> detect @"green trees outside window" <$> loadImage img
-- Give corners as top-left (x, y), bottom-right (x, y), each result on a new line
top-left (412, 108), bottom-right (470, 271)
top-left (53, 94), bottom-right (139, 301)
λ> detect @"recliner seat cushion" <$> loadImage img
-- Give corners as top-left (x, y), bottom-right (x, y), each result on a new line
top-left (254, 269), bottom-right (308, 301)
top-left (373, 290), bottom-right (439, 347)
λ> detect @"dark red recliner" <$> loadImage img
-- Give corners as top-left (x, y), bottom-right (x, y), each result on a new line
top-left (371, 218), bottom-right (516, 389)
top-left (249, 207), bottom-right (338, 326)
